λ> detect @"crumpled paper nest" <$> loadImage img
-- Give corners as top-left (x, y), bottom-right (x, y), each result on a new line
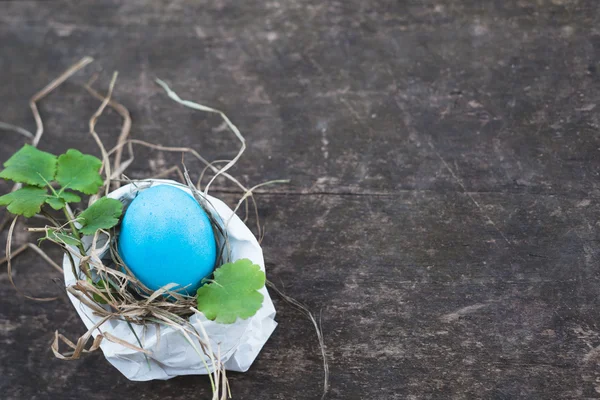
top-left (63, 179), bottom-right (277, 381)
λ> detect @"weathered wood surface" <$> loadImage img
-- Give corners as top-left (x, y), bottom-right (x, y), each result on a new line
top-left (1, 1), bottom-right (600, 399)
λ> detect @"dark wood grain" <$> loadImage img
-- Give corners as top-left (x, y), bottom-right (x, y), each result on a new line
top-left (1, 1), bottom-right (600, 399)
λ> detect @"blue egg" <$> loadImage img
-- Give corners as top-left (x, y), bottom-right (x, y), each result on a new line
top-left (118, 185), bottom-right (217, 295)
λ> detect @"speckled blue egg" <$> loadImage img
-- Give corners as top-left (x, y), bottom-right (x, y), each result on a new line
top-left (118, 185), bottom-right (217, 295)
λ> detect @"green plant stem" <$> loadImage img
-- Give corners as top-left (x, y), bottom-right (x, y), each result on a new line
top-left (63, 207), bottom-right (90, 277)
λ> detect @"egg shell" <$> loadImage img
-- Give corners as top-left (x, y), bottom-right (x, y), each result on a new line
top-left (118, 184), bottom-right (217, 294)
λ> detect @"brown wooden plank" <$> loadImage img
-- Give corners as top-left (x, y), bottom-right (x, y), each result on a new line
top-left (1, 1), bottom-right (600, 399)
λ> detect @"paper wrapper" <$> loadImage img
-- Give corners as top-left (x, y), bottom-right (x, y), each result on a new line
top-left (62, 180), bottom-right (277, 381)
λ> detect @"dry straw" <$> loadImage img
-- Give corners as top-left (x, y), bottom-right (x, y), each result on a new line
top-left (0, 57), bottom-right (329, 399)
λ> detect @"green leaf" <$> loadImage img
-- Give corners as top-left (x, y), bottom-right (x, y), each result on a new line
top-left (78, 197), bottom-right (123, 235)
top-left (56, 149), bottom-right (103, 195)
top-left (59, 191), bottom-right (81, 203)
top-left (0, 144), bottom-right (57, 187)
top-left (0, 186), bottom-right (48, 217)
top-left (45, 190), bottom-right (82, 210)
top-left (45, 196), bottom-right (65, 210)
top-left (87, 278), bottom-right (109, 304)
top-left (196, 258), bottom-right (265, 324)
top-left (45, 228), bottom-right (81, 247)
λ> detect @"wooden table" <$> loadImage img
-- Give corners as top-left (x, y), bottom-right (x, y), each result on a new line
top-left (1, 1), bottom-right (599, 399)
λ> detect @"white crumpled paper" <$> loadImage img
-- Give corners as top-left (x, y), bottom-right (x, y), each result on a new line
top-left (62, 179), bottom-right (277, 381)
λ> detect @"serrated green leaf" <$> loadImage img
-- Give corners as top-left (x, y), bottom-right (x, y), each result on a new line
top-left (45, 228), bottom-right (81, 246)
top-left (0, 186), bottom-right (48, 217)
top-left (56, 149), bottom-right (103, 195)
top-left (45, 196), bottom-right (65, 210)
top-left (196, 258), bottom-right (265, 324)
top-left (59, 191), bottom-right (81, 203)
top-left (45, 190), bottom-right (83, 210)
top-left (78, 197), bottom-right (123, 235)
top-left (0, 145), bottom-right (57, 187)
